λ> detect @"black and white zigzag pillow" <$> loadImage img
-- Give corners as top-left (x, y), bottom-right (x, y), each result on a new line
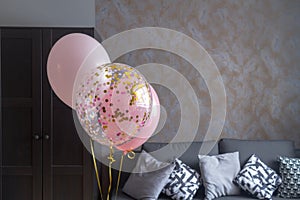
top-left (278, 156), bottom-right (300, 198)
top-left (234, 154), bottom-right (282, 200)
top-left (162, 158), bottom-right (201, 200)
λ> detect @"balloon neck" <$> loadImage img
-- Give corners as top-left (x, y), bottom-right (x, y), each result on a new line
top-left (126, 150), bottom-right (136, 159)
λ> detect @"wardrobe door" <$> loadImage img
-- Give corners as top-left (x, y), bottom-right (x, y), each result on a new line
top-left (0, 28), bottom-right (43, 200)
top-left (42, 28), bottom-right (93, 200)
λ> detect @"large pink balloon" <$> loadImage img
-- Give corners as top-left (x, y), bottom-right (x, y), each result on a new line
top-left (116, 85), bottom-right (160, 153)
top-left (47, 33), bottom-right (110, 108)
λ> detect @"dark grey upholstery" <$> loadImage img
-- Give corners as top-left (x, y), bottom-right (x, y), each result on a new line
top-left (214, 196), bottom-right (300, 200)
top-left (111, 189), bottom-right (133, 199)
top-left (295, 149), bottom-right (300, 157)
top-left (143, 141), bottom-right (218, 199)
top-left (97, 139), bottom-right (298, 200)
top-left (219, 139), bottom-right (295, 173)
top-left (111, 192), bottom-right (300, 200)
top-left (143, 141), bottom-right (219, 173)
top-left (109, 141), bottom-right (219, 191)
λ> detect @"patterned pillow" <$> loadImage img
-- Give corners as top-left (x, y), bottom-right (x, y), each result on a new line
top-left (278, 156), bottom-right (300, 198)
top-left (234, 154), bottom-right (282, 200)
top-left (162, 159), bottom-right (201, 200)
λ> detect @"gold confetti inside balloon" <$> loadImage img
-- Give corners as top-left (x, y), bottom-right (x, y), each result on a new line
top-left (74, 63), bottom-right (152, 147)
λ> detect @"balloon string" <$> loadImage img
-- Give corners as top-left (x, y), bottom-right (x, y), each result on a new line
top-left (90, 139), bottom-right (103, 200)
top-left (107, 145), bottom-right (115, 200)
top-left (114, 150), bottom-right (135, 200)
top-left (115, 154), bottom-right (124, 200)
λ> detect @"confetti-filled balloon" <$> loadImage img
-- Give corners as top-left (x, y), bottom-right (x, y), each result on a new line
top-left (116, 85), bottom-right (160, 153)
top-left (74, 63), bottom-right (152, 147)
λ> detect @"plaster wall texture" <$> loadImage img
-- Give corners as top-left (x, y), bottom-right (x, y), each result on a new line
top-left (95, 0), bottom-right (300, 147)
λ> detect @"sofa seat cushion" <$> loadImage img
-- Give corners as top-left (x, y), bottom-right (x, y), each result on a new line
top-left (110, 193), bottom-right (300, 200)
top-left (219, 139), bottom-right (295, 173)
top-left (111, 190), bottom-right (134, 200)
top-left (111, 191), bottom-right (200, 200)
top-left (213, 196), bottom-right (300, 200)
top-left (214, 196), bottom-right (263, 200)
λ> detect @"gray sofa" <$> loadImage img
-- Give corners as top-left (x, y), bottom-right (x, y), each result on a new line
top-left (98, 139), bottom-right (300, 200)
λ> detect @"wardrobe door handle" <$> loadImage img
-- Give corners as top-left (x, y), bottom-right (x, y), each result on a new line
top-left (44, 134), bottom-right (50, 140)
top-left (33, 134), bottom-right (41, 140)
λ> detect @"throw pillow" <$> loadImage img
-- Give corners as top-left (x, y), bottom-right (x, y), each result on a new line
top-left (234, 154), bottom-right (282, 200)
top-left (198, 152), bottom-right (241, 200)
top-left (162, 158), bottom-right (201, 200)
top-left (122, 150), bottom-right (175, 199)
top-left (278, 156), bottom-right (300, 198)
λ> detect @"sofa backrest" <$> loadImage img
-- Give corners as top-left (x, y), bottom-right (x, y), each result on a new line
top-left (142, 141), bottom-right (219, 173)
top-left (219, 138), bottom-right (296, 173)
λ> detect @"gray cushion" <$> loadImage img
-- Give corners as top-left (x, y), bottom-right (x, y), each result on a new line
top-left (109, 151), bottom-right (140, 189)
top-left (142, 141), bottom-right (219, 173)
top-left (198, 152), bottom-right (241, 199)
top-left (219, 139), bottom-right (295, 173)
top-left (122, 150), bottom-right (175, 199)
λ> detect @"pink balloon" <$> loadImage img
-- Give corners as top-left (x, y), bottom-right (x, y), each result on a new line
top-left (47, 33), bottom-right (110, 108)
top-left (116, 85), bottom-right (160, 153)
top-left (109, 78), bottom-right (151, 135)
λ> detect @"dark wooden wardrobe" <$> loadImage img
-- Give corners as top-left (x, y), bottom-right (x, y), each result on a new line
top-left (0, 27), bottom-right (95, 200)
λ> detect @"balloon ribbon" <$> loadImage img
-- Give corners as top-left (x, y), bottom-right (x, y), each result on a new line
top-left (115, 151), bottom-right (135, 200)
top-left (90, 139), bottom-right (103, 200)
top-left (107, 145), bottom-right (115, 200)
top-left (114, 154), bottom-right (124, 200)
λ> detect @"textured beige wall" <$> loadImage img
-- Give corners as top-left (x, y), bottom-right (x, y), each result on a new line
top-left (95, 0), bottom-right (300, 147)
